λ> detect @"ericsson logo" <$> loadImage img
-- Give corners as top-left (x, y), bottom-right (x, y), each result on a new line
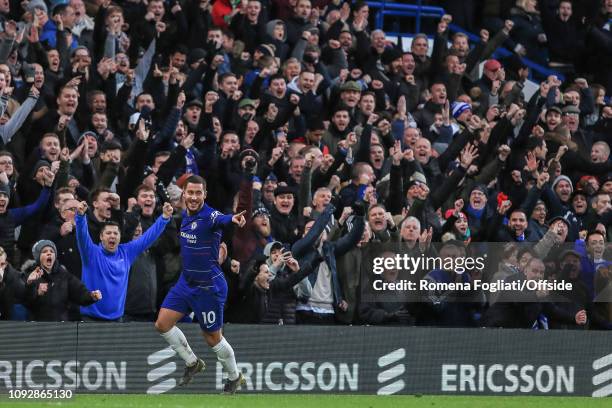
top-left (592, 353), bottom-right (612, 397)
top-left (377, 348), bottom-right (406, 395)
top-left (146, 347), bottom-right (178, 395)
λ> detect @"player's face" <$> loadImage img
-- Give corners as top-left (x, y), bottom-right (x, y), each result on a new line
top-left (184, 182), bottom-right (206, 213)
top-left (100, 225), bottom-right (120, 252)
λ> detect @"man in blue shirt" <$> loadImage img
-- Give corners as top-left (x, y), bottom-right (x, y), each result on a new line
top-left (75, 201), bottom-right (173, 321)
top-left (154, 175), bottom-right (247, 394)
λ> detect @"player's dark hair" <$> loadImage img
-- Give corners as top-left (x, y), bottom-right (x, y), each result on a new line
top-left (184, 175), bottom-right (206, 190)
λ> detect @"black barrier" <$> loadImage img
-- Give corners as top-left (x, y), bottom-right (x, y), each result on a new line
top-left (0, 322), bottom-right (610, 397)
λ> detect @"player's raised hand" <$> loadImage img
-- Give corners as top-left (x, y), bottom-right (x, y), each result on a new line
top-left (232, 210), bottom-right (246, 227)
top-left (162, 202), bottom-right (174, 219)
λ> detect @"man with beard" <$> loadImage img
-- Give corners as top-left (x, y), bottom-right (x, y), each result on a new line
top-left (323, 105), bottom-right (352, 154)
top-left (378, 47), bottom-right (403, 102)
top-left (494, 208), bottom-right (541, 242)
top-left (582, 191), bottom-right (612, 231)
top-left (544, 174), bottom-right (583, 241)
top-left (552, 175), bottom-right (573, 207)
top-left (233, 171), bottom-right (274, 264)
top-left (285, 0), bottom-right (312, 48)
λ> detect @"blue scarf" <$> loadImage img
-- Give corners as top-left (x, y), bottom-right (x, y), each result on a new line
top-left (185, 148), bottom-right (199, 175)
top-left (466, 205), bottom-right (484, 220)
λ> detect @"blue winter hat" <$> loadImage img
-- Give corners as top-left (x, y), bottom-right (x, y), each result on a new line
top-left (451, 101), bottom-right (471, 119)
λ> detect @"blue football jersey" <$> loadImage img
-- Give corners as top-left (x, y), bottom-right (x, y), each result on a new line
top-left (179, 204), bottom-right (233, 286)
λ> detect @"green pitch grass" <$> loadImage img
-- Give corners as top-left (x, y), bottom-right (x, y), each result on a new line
top-left (1, 394), bottom-right (610, 408)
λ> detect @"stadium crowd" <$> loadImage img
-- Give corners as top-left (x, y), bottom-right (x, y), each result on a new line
top-left (0, 0), bottom-right (610, 329)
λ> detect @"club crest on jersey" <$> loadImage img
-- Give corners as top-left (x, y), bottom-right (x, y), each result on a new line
top-left (190, 222), bottom-right (197, 230)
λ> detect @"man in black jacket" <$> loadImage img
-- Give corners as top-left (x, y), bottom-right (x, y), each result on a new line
top-left (285, 0), bottom-right (311, 48)
top-left (269, 185), bottom-right (299, 245)
top-left (236, 252), bottom-right (320, 324)
top-left (485, 257), bottom-right (548, 328)
top-left (40, 198), bottom-right (82, 279)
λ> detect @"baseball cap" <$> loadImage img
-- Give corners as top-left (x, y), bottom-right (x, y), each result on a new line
top-left (238, 98), bottom-right (257, 109)
top-left (274, 185), bottom-right (296, 197)
top-left (340, 81), bottom-right (362, 92)
top-left (484, 59), bottom-right (502, 72)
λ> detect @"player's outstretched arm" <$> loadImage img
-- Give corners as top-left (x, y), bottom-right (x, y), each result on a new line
top-left (231, 210), bottom-right (246, 228)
